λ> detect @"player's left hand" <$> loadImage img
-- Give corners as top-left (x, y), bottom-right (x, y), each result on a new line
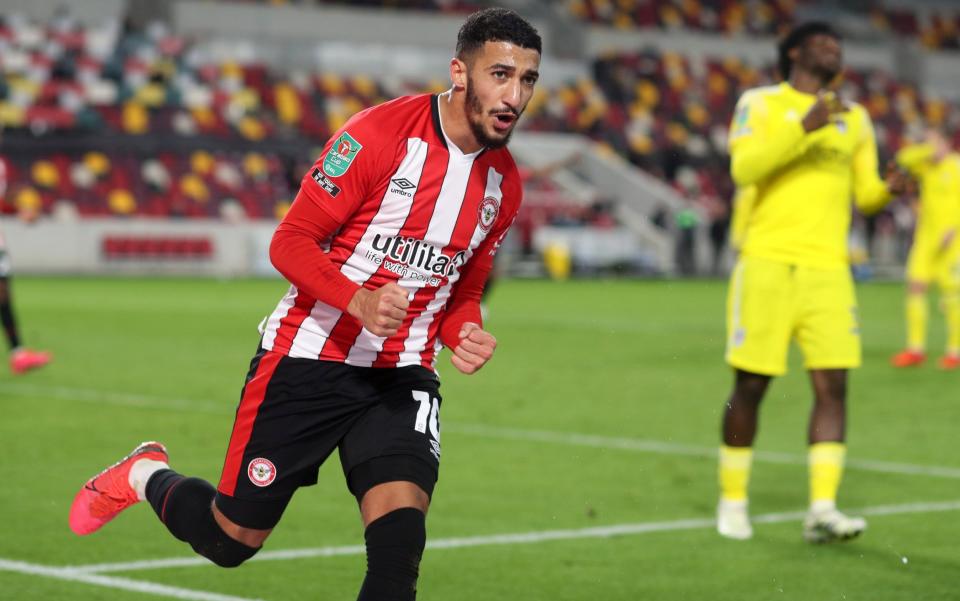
top-left (450, 322), bottom-right (496, 375)
top-left (883, 160), bottom-right (911, 196)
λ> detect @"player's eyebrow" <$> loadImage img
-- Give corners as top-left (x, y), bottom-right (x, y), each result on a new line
top-left (487, 63), bottom-right (539, 80)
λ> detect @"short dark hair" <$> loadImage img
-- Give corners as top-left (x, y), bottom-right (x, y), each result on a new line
top-left (777, 21), bottom-right (840, 80)
top-left (456, 8), bottom-right (542, 60)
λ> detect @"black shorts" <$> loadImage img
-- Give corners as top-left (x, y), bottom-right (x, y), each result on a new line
top-left (214, 347), bottom-right (442, 529)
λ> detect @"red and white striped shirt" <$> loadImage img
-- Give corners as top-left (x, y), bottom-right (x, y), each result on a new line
top-left (262, 94), bottom-right (521, 369)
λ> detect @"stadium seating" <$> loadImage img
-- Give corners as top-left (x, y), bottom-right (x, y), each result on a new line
top-left (2, 7), bottom-right (957, 226)
top-left (565, 0), bottom-right (960, 51)
top-left (567, 0), bottom-right (803, 36)
top-left (200, 0), bottom-right (483, 13)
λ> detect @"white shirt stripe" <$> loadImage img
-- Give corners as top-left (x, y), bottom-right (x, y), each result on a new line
top-left (349, 142), bottom-right (477, 366)
top-left (397, 165), bottom-right (503, 365)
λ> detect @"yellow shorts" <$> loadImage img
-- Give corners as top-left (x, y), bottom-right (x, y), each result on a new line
top-left (906, 235), bottom-right (960, 292)
top-left (725, 256), bottom-right (861, 376)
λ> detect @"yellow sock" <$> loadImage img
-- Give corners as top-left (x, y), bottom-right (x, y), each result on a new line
top-left (809, 442), bottom-right (846, 509)
top-left (943, 293), bottom-right (960, 355)
top-left (906, 292), bottom-right (928, 351)
top-left (719, 445), bottom-right (753, 502)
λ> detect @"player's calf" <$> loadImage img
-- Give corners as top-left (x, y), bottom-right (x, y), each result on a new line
top-left (145, 470), bottom-right (261, 568)
top-left (357, 507), bottom-right (427, 601)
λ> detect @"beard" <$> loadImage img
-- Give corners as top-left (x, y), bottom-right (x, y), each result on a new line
top-left (811, 62), bottom-right (841, 85)
top-left (464, 76), bottom-right (520, 150)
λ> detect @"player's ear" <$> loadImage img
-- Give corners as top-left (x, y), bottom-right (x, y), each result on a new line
top-left (788, 45), bottom-right (801, 67)
top-left (450, 57), bottom-right (467, 91)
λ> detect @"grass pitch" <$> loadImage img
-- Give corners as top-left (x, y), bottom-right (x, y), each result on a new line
top-left (0, 277), bottom-right (957, 600)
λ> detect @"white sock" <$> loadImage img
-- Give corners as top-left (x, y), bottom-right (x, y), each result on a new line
top-left (810, 499), bottom-right (836, 514)
top-left (128, 458), bottom-right (170, 501)
top-left (719, 498), bottom-right (748, 510)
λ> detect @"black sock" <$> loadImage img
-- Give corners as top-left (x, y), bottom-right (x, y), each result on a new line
top-left (0, 300), bottom-right (20, 350)
top-left (357, 507), bottom-right (426, 601)
top-left (145, 469), bottom-right (188, 533)
top-left (144, 469), bottom-right (259, 568)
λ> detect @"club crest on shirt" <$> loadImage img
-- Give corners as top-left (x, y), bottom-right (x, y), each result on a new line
top-left (247, 458), bottom-right (277, 487)
top-left (478, 196), bottom-right (499, 232)
top-left (323, 131), bottom-right (363, 177)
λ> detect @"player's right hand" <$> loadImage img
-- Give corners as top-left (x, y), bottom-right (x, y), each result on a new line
top-left (348, 282), bottom-right (410, 337)
top-left (802, 91), bottom-right (845, 133)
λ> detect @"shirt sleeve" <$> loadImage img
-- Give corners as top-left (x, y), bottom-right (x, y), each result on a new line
top-left (729, 90), bottom-right (808, 187)
top-left (438, 181), bottom-right (520, 350)
top-left (270, 112), bottom-right (397, 312)
top-left (851, 108), bottom-right (892, 215)
top-left (895, 143), bottom-right (934, 178)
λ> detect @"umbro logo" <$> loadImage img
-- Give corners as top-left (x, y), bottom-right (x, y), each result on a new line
top-left (391, 178), bottom-right (416, 190)
top-left (390, 177), bottom-right (417, 198)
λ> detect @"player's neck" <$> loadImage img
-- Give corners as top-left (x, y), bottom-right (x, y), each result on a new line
top-left (437, 90), bottom-right (484, 154)
top-left (788, 71), bottom-right (826, 95)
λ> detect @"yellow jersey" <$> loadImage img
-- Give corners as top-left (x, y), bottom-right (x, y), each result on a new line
top-left (728, 186), bottom-right (756, 252)
top-left (895, 144), bottom-right (960, 242)
top-left (729, 82), bottom-right (891, 269)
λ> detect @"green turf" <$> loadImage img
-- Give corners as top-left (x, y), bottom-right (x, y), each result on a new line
top-left (0, 277), bottom-right (957, 600)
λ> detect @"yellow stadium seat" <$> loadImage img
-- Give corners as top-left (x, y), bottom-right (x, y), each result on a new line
top-left (32, 160), bottom-right (60, 189)
top-left (83, 152), bottom-right (111, 177)
top-left (108, 189), bottom-right (136, 215)
top-left (190, 151), bottom-right (214, 175)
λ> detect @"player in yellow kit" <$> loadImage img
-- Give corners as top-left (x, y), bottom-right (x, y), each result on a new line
top-left (889, 129), bottom-right (960, 370)
top-left (716, 22), bottom-right (908, 542)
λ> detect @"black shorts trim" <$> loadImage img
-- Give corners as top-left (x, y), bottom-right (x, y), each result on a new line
top-left (347, 454), bottom-right (438, 501)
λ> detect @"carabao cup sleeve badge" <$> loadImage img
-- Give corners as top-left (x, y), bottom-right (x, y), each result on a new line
top-left (323, 131), bottom-right (363, 177)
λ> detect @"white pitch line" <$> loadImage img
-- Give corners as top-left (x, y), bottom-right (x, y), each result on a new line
top-left (0, 382), bottom-right (229, 415)
top-left (0, 558), bottom-right (262, 601)
top-left (68, 499), bottom-right (960, 574)
top-left (444, 423), bottom-right (960, 480)
top-left (4, 382), bottom-right (960, 480)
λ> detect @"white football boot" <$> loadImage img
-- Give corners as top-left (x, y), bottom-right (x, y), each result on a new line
top-left (803, 507), bottom-right (867, 543)
top-left (717, 499), bottom-right (753, 540)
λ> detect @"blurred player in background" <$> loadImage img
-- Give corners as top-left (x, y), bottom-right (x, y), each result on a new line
top-left (716, 22), bottom-right (908, 542)
top-left (0, 141), bottom-right (52, 375)
top-left (889, 129), bottom-right (960, 370)
top-left (68, 8), bottom-right (539, 600)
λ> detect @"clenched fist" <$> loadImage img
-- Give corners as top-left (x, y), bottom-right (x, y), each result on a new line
top-left (348, 282), bottom-right (410, 337)
top-left (450, 322), bottom-right (497, 375)
top-left (802, 90), bottom-right (846, 133)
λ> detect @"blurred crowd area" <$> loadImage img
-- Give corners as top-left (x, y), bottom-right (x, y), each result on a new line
top-left (569, 0), bottom-right (960, 51)
top-left (209, 0), bottom-right (960, 51)
top-left (0, 2), bottom-right (956, 272)
top-left (207, 0), bottom-right (485, 13)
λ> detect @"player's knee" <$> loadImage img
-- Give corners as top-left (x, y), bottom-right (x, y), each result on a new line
top-left (190, 513), bottom-right (261, 568)
top-left (197, 530), bottom-right (260, 568)
top-left (813, 375), bottom-right (847, 406)
top-left (733, 370), bottom-right (769, 404)
top-left (160, 477), bottom-right (260, 568)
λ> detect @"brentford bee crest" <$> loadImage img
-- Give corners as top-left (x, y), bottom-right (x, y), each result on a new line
top-left (247, 458), bottom-right (277, 487)
top-left (478, 196), bottom-right (499, 232)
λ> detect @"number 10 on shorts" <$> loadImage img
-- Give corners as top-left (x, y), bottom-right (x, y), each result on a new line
top-left (412, 390), bottom-right (440, 442)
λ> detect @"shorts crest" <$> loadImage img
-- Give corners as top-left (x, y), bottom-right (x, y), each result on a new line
top-left (248, 458), bottom-right (277, 487)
